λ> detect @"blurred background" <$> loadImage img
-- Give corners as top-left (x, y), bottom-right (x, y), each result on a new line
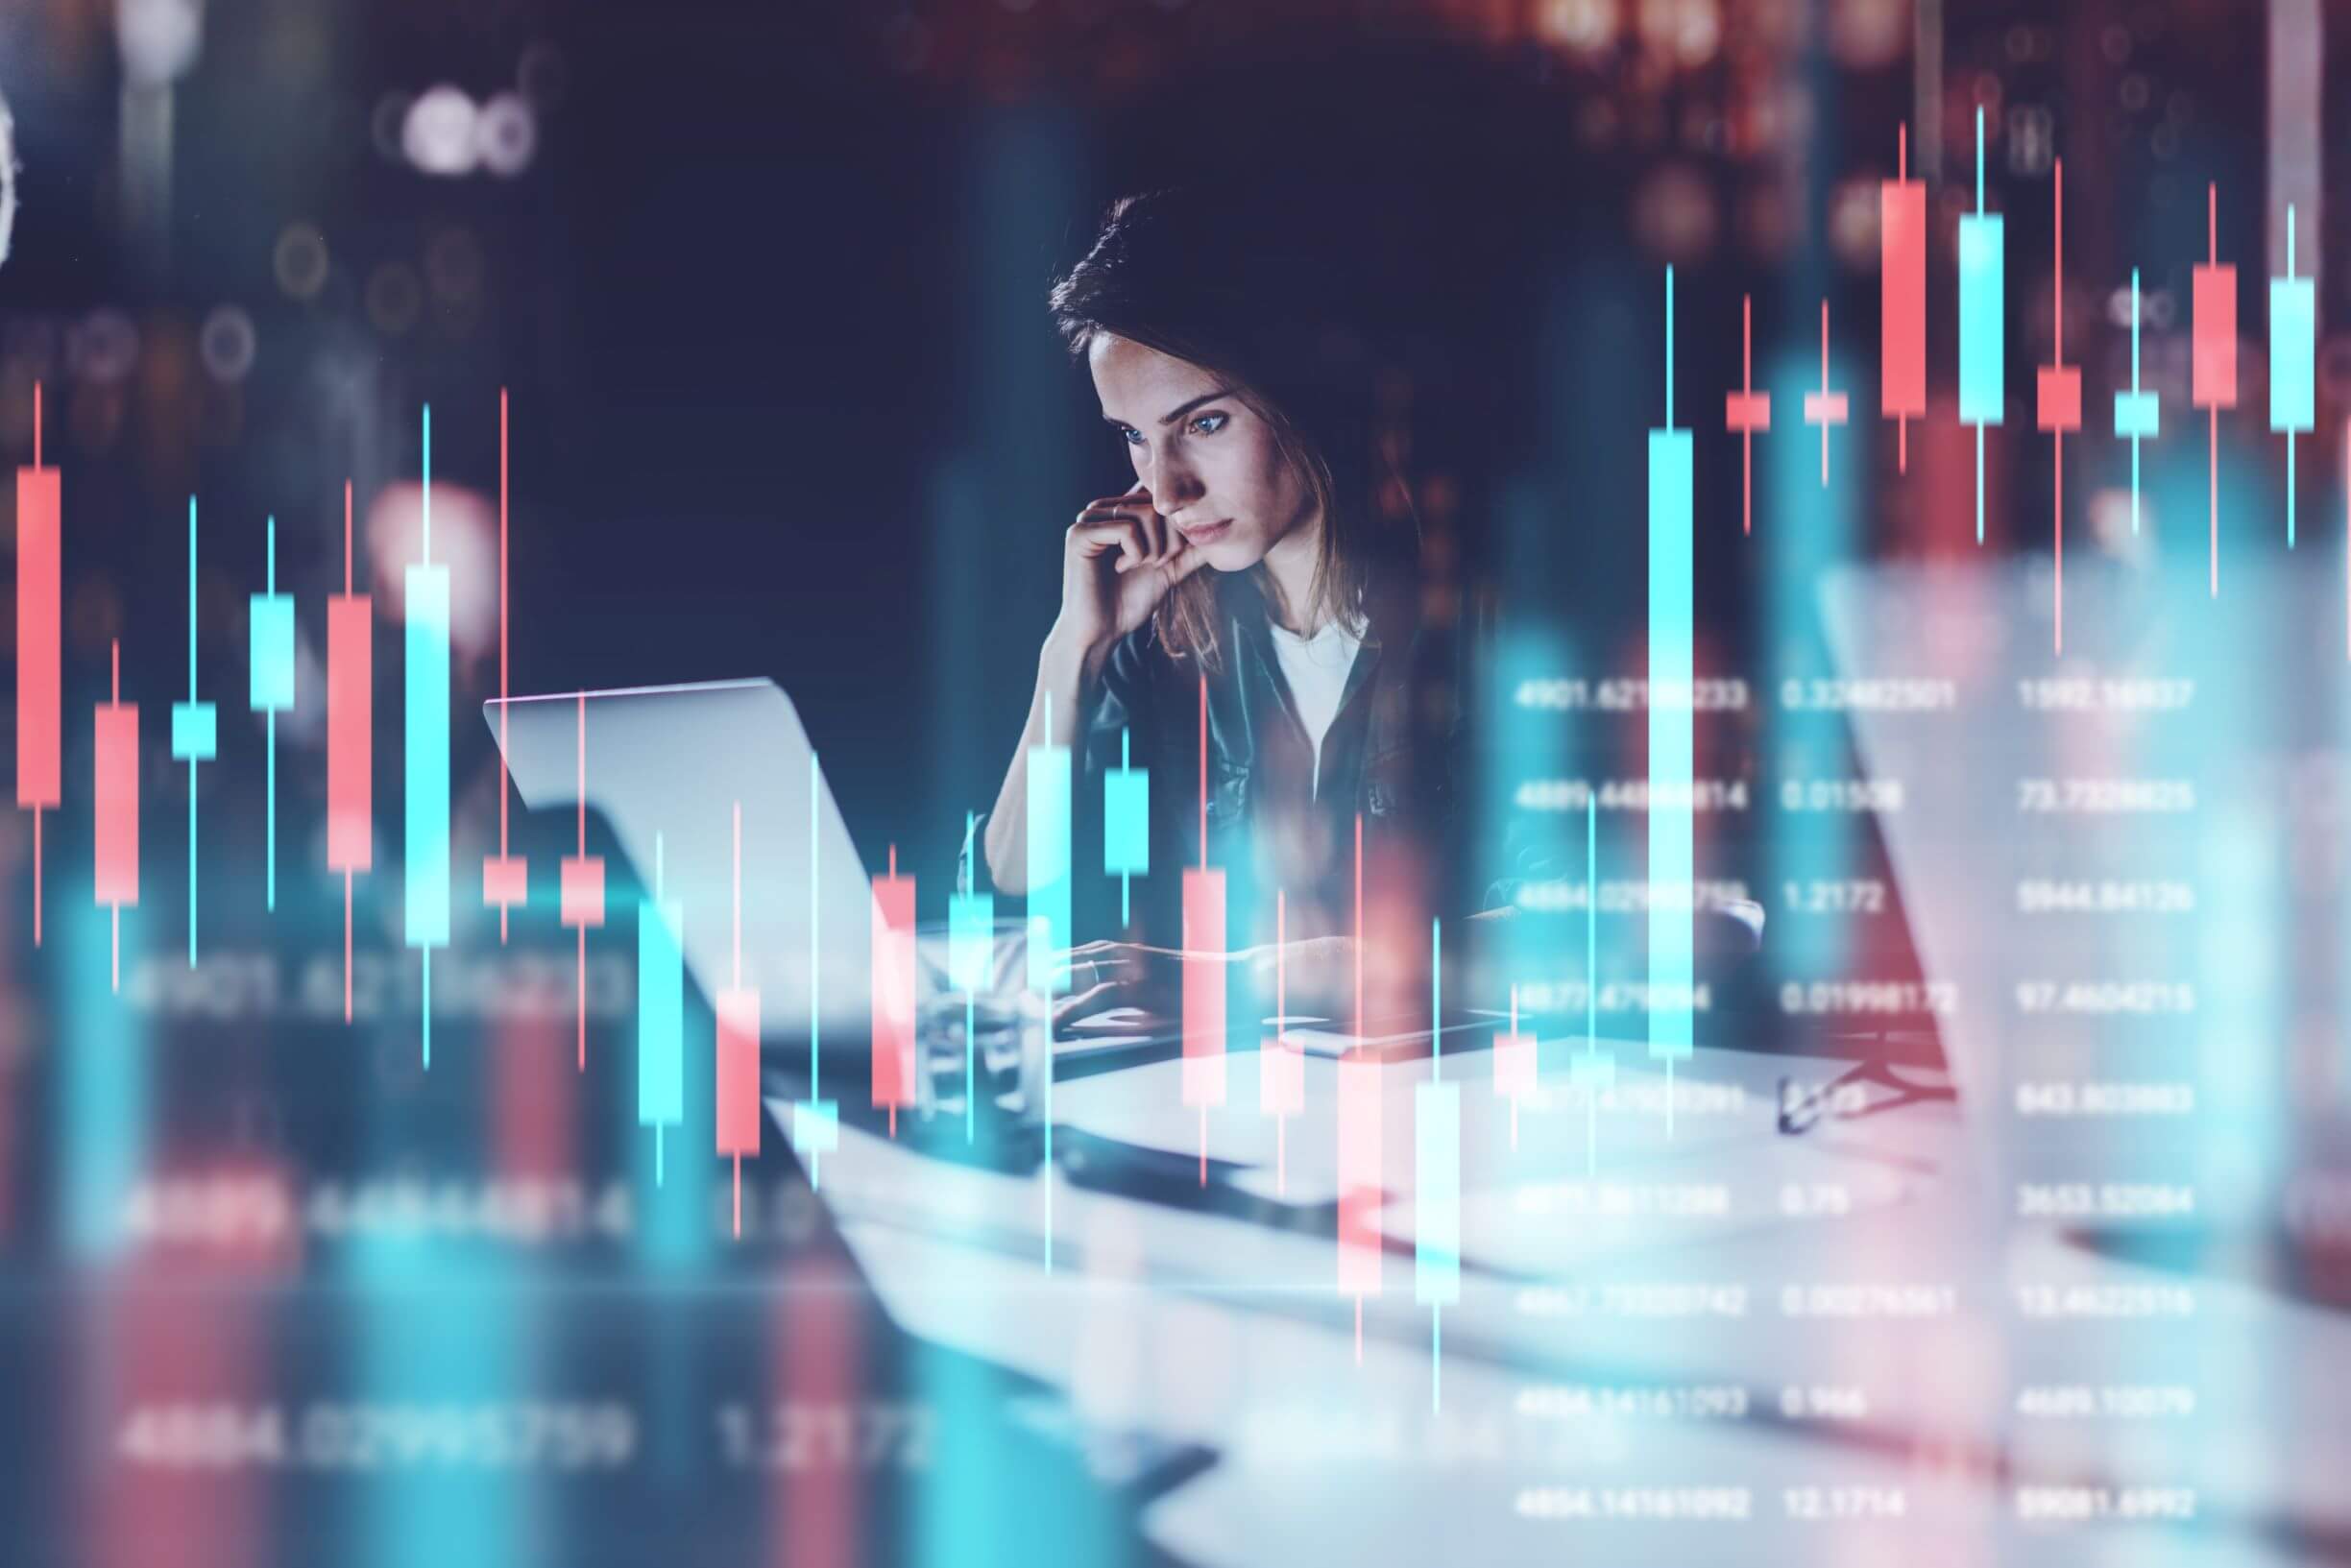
top-left (0, 0), bottom-right (2342, 1563)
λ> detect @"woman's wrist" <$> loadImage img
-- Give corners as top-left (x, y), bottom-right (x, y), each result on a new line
top-left (1041, 619), bottom-right (1113, 689)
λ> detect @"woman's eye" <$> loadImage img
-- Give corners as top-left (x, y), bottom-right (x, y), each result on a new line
top-left (1189, 412), bottom-right (1227, 435)
top-left (1119, 426), bottom-right (1144, 446)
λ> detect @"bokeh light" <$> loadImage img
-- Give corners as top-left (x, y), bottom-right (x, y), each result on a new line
top-left (365, 261), bottom-right (424, 334)
top-left (402, 84), bottom-right (479, 177)
top-left (371, 90), bottom-right (412, 160)
top-left (364, 480), bottom-right (498, 661)
top-left (65, 309), bottom-right (139, 384)
top-left (475, 92), bottom-right (537, 177)
top-left (1536, 0), bottom-right (1618, 56)
top-left (1636, 0), bottom-right (1719, 67)
top-left (116, 0), bottom-right (203, 85)
top-left (0, 88), bottom-right (15, 268)
top-left (197, 304), bottom-right (256, 383)
top-left (273, 221), bottom-right (329, 300)
top-left (1632, 161), bottom-right (1718, 261)
top-left (1828, 177), bottom-right (1878, 270)
top-left (1827, 0), bottom-right (1907, 69)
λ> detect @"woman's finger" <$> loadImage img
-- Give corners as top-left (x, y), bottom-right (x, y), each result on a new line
top-left (1073, 515), bottom-right (1146, 543)
top-left (1070, 518), bottom-right (1147, 571)
top-left (1057, 938), bottom-right (1127, 974)
top-left (1077, 493), bottom-right (1151, 523)
top-left (1079, 495), bottom-right (1175, 564)
top-left (1052, 939), bottom-right (1143, 985)
top-left (1048, 952), bottom-right (1107, 990)
top-left (1161, 538), bottom-right (1208, 582)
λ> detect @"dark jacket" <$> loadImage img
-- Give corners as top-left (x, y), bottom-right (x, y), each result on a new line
top-left (1044, 563), bottom-right (1494, 957)
top-left (969, 563), bottom-right (1765, 1027)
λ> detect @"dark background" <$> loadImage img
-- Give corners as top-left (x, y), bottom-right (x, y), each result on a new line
top-left (2, 0), bottom-right (2295, 896)
top-left (0, 4), bottom-right (2328, 1563)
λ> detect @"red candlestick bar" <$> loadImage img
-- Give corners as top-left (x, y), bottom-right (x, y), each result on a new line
top-left (716, 988), bottom-right (761, 1234)
top-left (1492, 984), bottom-right (1536, 1150)
top-left (1338, 1051), bottom-right (1383, 1361)
top-left (1259, 889), bottom-right (1304, 1195)
top-left (558, 692), bottom-right (606, 1071)
top-left (1802, 299), bottom-right (1849, 487)
top-left (1337, 811), bottom-right (1381, 1364)
top-left (1180, 867), bottom-right (1226, 1181)
top-left (2035, 157), bottom-right (2083, 654)
top-left (483, 389), bottom-right (528, 934)
top-left (2192, 183), bottom-right (2239, 598)
top-left (17, 382), bottom-right (61, 946)
top-left (870, 845), bottom-right (916, 1134)
top-left (94, 640), bottom-right (138, 991)
top-left (1723, 296), bottom-right (1770, 535)
top-left (1880, 124), bottom-right (1927, 472)
top-left (716, 801), bottom-right (762, 1236)
top-left (1180, 676), bottom-right (1226, 1182)
top-left (326, 481), bottom-right (374, 1024)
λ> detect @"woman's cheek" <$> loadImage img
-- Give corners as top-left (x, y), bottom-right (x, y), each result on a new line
top-left (1255, 437), bottom-right (1295, 504)
top-left (1224, 444), bottom-right (1274, 515)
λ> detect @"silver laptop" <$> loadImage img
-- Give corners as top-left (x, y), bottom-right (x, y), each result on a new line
top-left (485, 679), bottom-right (873, 1038)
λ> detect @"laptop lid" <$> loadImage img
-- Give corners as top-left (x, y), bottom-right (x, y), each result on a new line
top-left (485, 678), bottom-right (874, 1038)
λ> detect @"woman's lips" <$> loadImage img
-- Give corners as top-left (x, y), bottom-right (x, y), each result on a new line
top-left (1179, 519), bottom-right (1233, 543)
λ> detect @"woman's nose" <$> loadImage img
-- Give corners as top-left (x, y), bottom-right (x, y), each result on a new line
top-left (1148, 452), bottom-right (1204, 508)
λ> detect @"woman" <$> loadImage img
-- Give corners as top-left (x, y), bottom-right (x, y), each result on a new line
top-left (980, 183), bottom-right (1485, 1029)
top-left (982, 184), bottom-right (1757, 1031)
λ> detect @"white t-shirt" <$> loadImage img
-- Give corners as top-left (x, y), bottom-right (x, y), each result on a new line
top-left (1269, 617), bottom-right (1367, 800)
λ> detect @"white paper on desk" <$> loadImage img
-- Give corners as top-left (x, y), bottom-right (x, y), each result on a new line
top-left (1060, 1006), bottom-right (1160, 1036)
top-left (1051, 1009), bottom-right (1163, 1066)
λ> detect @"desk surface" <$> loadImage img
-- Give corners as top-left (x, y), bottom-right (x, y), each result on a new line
top-left (781, 1031), bottom-right (2351, 1567)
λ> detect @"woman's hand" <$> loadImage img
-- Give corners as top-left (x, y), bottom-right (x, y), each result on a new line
top-left (1050, 935), bottom-right (1356, 1030)
top-left (1052, 938), bottom-right (1187, 1028)
top-left (988, 484), bottom-right (1199, 894)
top-left (1053, 484), bottom-right (1208, 664)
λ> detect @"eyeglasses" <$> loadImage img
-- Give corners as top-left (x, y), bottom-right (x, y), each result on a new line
top-left (1776, 1052), bottom-right (1954, 1136)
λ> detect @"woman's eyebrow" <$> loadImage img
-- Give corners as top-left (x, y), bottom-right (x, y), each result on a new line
top-left (1102, 388), bottom-right (1238, 429)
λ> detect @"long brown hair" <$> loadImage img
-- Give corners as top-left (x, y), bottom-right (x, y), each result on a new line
top-left (1047, 186), bottom-right (1415, 669)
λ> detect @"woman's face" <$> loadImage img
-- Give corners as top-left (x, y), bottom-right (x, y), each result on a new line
top-left (1087, 332), bottom-right (1317, 572)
